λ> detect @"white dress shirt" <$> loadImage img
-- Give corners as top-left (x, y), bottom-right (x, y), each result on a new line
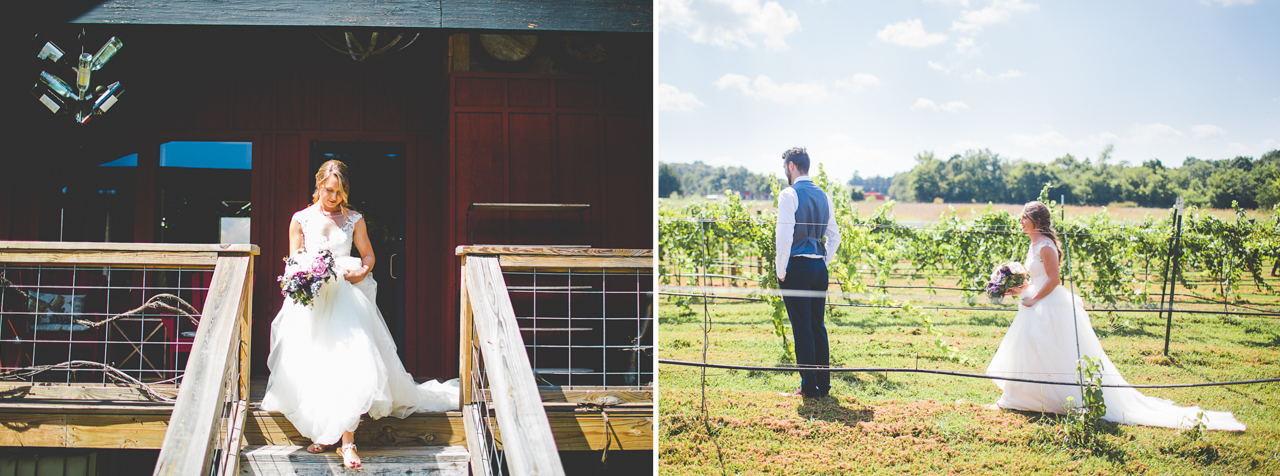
top-left (775, 176), bottom-right (840, 281)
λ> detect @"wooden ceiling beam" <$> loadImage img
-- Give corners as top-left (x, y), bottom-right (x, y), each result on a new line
top-left (65, 0), bottom-right (652, 33)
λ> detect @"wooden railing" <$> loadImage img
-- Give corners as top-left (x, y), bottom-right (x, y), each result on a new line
top-left (463, 255), bottom-right (565, 476)
top-left (0, 242), bottom-right (257, 473)
top-left (151, 248), bottom-right (255, 476)
top-left (458, 246), bottom-right (654, 475)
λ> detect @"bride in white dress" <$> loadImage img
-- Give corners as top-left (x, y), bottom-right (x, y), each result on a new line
top-left (261, 160), bottom-right (460, 469)
top-left (985, 201), bottom-right (1244, 431)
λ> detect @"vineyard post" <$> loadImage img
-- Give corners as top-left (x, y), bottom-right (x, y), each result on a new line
top-left (1157, 207), bottom-right (1175, 323)
top-left (1164, 196), bottom-right (1184, 356)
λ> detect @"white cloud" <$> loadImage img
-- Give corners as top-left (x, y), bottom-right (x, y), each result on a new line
top-left (1202, 0), bottom-right (1255, 6)
top-left (1009, 130), bottom-right (1072, 149)
top-left (1191, 124), bottom-right (1225, 139)
top-left (928, 61), bottom-right (950, 73)
top-left (958, 0), bottom-right (1039, 29)
top-left (951, 21), bottom-right (983, 34)
top-left (658, 0), bottom-right (801, 50)
top-left (911, 98), bottom-right (938, 110)
top-left (1127, 123), bottom-right (1183, 145)
top-left (1224, 139), bottom-right (1279, 157)
top-left (1080, 132), bottom-right (1122, 147)
top-left (965, 68), bottom-right (1023, 80)
top-left (951, 1), bottom-right (1037, 51)
top-left (714, 74), bottom-right (829, 104)
top-left (911, 98), bottom-right (969, 113)
top-left (659, 84), bottom-right (704, 112)
top-left (956, 37), bottom-right (979, 55)
top-left (835, 73), bottom-right (881, 92)
top-left (876, 19), bottom-right (948, 48)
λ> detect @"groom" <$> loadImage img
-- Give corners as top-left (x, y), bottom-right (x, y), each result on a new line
top-left (775, 147), bottom-right (840, 398)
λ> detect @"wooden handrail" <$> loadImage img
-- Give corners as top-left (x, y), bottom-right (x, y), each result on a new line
top-left (464, 256), bottom-right (566, 476)
top-left (0, 242), bottom-right (257, 267)
top-left (153, 253), bottom-right (255, 476)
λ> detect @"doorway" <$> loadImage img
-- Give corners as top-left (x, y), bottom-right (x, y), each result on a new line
top-left (309, 142), bottom-right (408, 362)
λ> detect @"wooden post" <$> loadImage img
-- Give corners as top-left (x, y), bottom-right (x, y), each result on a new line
top-left (465, 256), bottom-right (565, 476)
top-left (153, 255), bottom-right (253, 476)
top-left (458, 259), bottom-right (472, 405)
top-left (451, 34), bottom-right (470, 72)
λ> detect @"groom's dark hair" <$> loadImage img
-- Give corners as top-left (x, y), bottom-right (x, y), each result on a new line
top-left (782, 147), bottom-right (810, 174)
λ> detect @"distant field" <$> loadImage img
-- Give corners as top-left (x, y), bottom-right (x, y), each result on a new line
top-left (660, 198), bottom-right (1277, 223)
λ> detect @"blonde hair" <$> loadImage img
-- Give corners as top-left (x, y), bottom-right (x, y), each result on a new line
top-left (312, 160), bottom-right (353, 213)
top-left (1024, 201), bottom-right (1062, 259)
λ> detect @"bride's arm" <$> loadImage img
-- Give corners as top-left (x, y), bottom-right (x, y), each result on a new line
top-left (1022, 245), bottom-right (1061, 306)
top-left (288, 218), bottom-right (303, 255)
top-left (346, 217), bottom-right (375, 283)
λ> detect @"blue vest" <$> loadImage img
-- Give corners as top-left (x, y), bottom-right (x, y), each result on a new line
top-left (790, 180), bottom-right (830, 257)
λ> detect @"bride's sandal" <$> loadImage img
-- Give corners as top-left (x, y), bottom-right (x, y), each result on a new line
top-left (306, 443), bottom-right (326, 454)
top-left (337, 442), bottom-right (362, 470)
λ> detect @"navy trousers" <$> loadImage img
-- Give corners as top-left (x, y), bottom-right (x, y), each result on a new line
top-left (781, 256), bottom-right (830, 397)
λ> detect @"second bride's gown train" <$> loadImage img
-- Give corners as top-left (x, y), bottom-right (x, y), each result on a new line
top-left (986, 240), bottom-right (1245, 431)
top-left (261, 206), bottom-right (460, 445)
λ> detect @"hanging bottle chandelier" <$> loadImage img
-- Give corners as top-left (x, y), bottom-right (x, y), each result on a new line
top-left (31, 33), bottom-right (125, 124)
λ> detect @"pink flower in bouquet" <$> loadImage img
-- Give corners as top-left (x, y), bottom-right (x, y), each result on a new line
top-left (278, 250), bottom-right (337, 308)
top-left (986, 261), bottom-right (1029, 300)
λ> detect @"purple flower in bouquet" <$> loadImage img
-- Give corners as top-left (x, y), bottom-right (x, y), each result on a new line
top-left (986, 261), bottom-right (1029, 301)
top-left (277, 249), bottom-right (337, 308)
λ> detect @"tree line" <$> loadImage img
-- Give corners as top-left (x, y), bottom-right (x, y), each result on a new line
top-left (659, 162), bottom-right (783, 200)
top-left (889, 146), bottom-right (1280, 209)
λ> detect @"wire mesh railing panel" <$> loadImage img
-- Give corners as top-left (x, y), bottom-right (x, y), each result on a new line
top-left (504, 268), bottom-right (654, 388)
top-left (0, 263), bottom-right (213, 386)
top-left (466, 325), bottom-right (505, 476)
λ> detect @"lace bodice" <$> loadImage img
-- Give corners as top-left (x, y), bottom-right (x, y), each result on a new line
top-left (1024, 239), bottom-right (1058, 285)
top-left (293, 205), bottom-right (362, 257)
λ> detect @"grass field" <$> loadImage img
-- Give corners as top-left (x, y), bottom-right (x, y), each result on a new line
top-left (659, 198), bottom-right (1278, 223)
top-left (658, 300), bottom-right (1280, 475)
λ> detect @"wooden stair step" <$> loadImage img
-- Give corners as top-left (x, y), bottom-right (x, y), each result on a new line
top-left (239, 445), bottom-right (469, 475)
top-left (244, 410), bottom-right (467, 447)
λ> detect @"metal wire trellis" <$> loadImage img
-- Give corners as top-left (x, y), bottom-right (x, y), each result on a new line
top-left (0, 264), bottom-right (212, 386)
top-left (503, 268), bottom-right (654, 388)
top-left (658, 359), bottom-right (1280, 389)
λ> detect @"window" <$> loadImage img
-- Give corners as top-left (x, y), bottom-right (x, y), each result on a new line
top-left (155, 142), bottom-right (252, 244)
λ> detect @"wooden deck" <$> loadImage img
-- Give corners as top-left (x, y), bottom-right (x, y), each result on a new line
top-left (0, 378), bottom-right (651, 452)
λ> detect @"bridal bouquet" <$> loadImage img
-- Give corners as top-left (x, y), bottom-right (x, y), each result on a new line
top-left (986, 261), bottom-right (1029, 302)
top-left (278, 249), bottom-right (337, 308)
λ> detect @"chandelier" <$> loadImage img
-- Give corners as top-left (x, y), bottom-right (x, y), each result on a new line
top-left (315, 31), bottom-right (420, 62)
top-left (31, 33), bottom-right (125, 124)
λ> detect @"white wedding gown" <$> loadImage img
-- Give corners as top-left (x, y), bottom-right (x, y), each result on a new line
top-left (986, 239), bottom-right (1245, 431)
top-left (261, 205), bottom-right (460, 445)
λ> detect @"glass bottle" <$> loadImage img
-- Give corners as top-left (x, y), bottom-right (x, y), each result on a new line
top-left (38, 41), bottom-right (64, 63)
top-left (39, 71), bottom-right (76, 99)
top-left (77, 53), bottom-right (92, 99)
top-left (93, 81), bottom-right (124, 114)
top-left (91, 37), bottom-right (123, 71)
top-left (30, 84), bottom-right (68, 115)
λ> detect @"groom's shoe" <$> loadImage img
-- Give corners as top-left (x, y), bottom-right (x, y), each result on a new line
top-left (780, 388), bottom-right (819, 398)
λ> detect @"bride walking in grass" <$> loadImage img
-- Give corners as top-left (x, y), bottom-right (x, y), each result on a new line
top-left (985, 200), bottom-right (1245, 431)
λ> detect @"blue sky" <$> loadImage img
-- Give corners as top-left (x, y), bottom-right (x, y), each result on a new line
top-left (658, 0), bottom-right (1280, 181)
